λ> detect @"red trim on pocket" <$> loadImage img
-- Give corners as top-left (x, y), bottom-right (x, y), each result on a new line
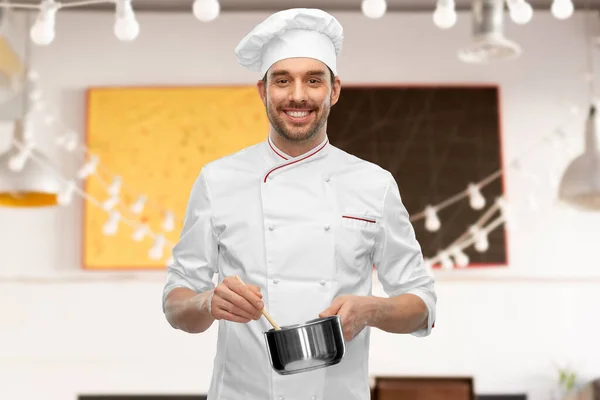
top-left (342, 215), bottom-right (376, 224)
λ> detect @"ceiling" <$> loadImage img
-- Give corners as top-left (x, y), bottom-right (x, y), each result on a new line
top-left (12, 0), bottom-right (600, 12)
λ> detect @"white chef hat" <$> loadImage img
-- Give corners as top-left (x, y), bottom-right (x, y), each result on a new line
top-left (234, 8), bottom-right (344, 77)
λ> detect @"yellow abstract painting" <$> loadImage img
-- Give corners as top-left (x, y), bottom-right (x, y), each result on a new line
top-left (83, 86), bottom-right (268, 270)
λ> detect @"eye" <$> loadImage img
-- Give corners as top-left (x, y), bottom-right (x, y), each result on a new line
top-left (276, 79), bottom-right (289, 84)
top-left (308, 79), bottom-right (320, 84)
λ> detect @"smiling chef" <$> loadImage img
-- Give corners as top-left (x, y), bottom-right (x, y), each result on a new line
top-left (162, 7), bottom-right (437, 400)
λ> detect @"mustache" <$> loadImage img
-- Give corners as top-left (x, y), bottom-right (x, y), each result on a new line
top-left (278, 102), bottom-right (317, 110)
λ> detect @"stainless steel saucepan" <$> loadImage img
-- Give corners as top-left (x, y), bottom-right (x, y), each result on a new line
top-left (263, 315), bottom-right (346, 375)
top-left (235, 276), bottom-right (346, 375)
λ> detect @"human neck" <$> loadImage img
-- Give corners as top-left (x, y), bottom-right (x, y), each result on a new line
top-left (269, 130), bottom-right (327, 158)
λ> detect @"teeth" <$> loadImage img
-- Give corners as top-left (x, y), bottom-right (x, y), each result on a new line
top-left (286, 111), bottom-right (310, 117)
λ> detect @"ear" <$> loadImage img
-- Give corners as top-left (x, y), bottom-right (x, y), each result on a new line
top-left (257, 79), bottom-right (267, 107)
top-left (330, 76), bottom-right (342, 107)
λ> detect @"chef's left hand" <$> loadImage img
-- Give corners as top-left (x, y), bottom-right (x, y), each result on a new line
top-left (318, 295), bottom-right (376, 342)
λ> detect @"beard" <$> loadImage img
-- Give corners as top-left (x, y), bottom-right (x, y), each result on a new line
top-left (266, 98), bottom-right (330, 143)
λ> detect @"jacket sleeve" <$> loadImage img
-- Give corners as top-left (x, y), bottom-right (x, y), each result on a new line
top-left (371, 172), bottom-right (437, 337)
top-left (162, 166), bottom-right (218, 312)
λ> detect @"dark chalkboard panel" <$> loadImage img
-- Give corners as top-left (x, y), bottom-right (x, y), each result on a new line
top-left (327, 85), bottom-right (507, 267)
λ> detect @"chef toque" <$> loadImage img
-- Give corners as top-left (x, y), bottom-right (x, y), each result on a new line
top-left (234, 8), bottom-right (344, 77)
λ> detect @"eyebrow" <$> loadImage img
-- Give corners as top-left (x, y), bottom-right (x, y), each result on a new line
top-left (269, 70), bottom-right (327, 78)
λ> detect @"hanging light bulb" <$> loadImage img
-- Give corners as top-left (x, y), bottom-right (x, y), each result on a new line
top-left (469, 225), bottom-right (489, 252)
top-left (76, 155), bottom-right (99, 179)
top-left (30, 0), bottom-right (59, 46)
top-left (107, 176), bottom-right (122, 197)
top-left (551, 0), bottom-right (574, 20)
top-left (438, 250), bottom-right (454, 270)
top-left (424, 205), bottom-right (441, 231)
top-left (433, 0), bottom-right (457, 29)
top-left (450, 245), bottom-right (470, 268)
top-left (57, 180), bottom-right (76, 206)
top-left (507, 0), bottom-right (533, 24)
top-left (8, 140), bottom-right (34, 172)
top-left (103, 211), bottom-right (120, 236)
top-left (193, 0), bottom-right (220, 22)
top-left (467, 183), bottom-right (486, 210)
top-left (102, 194), bottom-right (120, 211)
top-left (130, 195), bottom-right (147, 214)
top-left (162, 211), bottom-right (175, 232)
top-left (149, 234), bottom-right (166, 260)
top-left (361, 0), bottom-right (387, 19)
top-left (56, 131), bottom-right (78, 151)
top-left (114, 0), bottom-right (140, 41)
top-left (495, 197), bottom-right (517, 230)
top-left (132, 223), bottom-right (148, 242)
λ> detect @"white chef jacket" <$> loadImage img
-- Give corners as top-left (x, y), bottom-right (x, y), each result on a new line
top-left (162, 135), bottom-right (437, 400)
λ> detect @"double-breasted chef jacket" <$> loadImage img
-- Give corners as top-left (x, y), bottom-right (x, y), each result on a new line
top-left (162, 135), bottom-right (437, 400)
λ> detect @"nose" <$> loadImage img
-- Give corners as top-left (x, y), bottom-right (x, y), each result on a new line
top-left (289, 81), bottom-right (307, 104)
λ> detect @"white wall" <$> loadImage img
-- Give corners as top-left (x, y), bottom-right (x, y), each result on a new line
top-left (1, 8), bottom-right (600, 400)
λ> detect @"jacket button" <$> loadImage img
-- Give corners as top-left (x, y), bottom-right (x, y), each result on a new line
top-left (278, 397), bottom-right (284, 400)
top-left (324, 225), bottom-right (330, 231)
top-left (319, 280), bottom-right (326, 285)
top-left (311, 396), bottom-right (316, 400)
top-left (273, 279), bottom-right (280, 284)
top-left (324, 177), bottom-right (330, 182)
top-left (268, 225), bottom-right (274, 231)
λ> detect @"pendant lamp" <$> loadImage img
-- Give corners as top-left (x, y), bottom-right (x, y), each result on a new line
top-left (0, 10), bottom-right (61, 207)
top-left (558, 105), bottom-right (600, 211)
top-left (458, 0), bottom-right (522, 64)
top-left (0, 119), bottom-right (61, 207)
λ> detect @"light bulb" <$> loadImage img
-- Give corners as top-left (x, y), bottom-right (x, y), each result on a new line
top-left (433, 5), bottom-right (457, 29)
top-left (469, 226), bottom-right (489, 253)
top-left (30, 21), bottom-right (55, 46)
top-left (467, 183), bottom-right (486, 210)
top-left (107, 176), bottom-right (122, 196)
top-left (361, 0), bottom-right (387, 19)
top-left (103, 211), bottom-right (120, 236)
top-left (114, 17), bottom-right (139, 41)
top-left (130, 195), bottom-right (147, 214)
top-left (102, 195), bottom-right (120, 211)
top-left (57, 181), bottom-right (76, 206)
top-left (193, 0), bottom-right (220, 22)
top-left (450, 246), bottom-right (469, 268)
top-left (149, 234), bottom-right (166, 260)
top-left (162, 211), bottom-right (175, 232)
top-left (438, 251), bottom-right (454, 270)
top-left (551, 0), bottom-right (574, 20)
top-left (474, 235), bottom-right (489, 252)
top-left (424, 206), bottom-right (441, 232)
top-left (510, 1), bottom-right (533, 24)
top-left (132, 224), bottom-right (148, 242)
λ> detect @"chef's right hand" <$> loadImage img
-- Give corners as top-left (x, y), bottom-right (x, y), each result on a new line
top-left (210, 276), bottom-right (264, 323)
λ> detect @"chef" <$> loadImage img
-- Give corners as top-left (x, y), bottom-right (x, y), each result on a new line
top-left (162, 8), bottom-right (437, 400)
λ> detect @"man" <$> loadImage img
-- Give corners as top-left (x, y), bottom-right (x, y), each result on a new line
top-left (162, 8), bottom-right (436, 400)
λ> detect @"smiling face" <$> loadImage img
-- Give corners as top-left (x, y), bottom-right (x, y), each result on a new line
top-left (257, 57), bottom-right (341, 144)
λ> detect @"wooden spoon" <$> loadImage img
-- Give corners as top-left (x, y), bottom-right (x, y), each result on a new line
top-left (235, 276), bottom-right (281, 330)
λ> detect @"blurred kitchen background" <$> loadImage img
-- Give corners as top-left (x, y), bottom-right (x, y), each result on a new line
top-left (1, 0), bottom-right (600, 399)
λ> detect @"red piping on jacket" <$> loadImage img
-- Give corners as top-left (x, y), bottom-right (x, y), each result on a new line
top-left (342, 215), bottom-right (377, 224)
top-left (268, 139), bottom-right (289, 160)
top-left (263, 139), bottom-right (329, 183)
